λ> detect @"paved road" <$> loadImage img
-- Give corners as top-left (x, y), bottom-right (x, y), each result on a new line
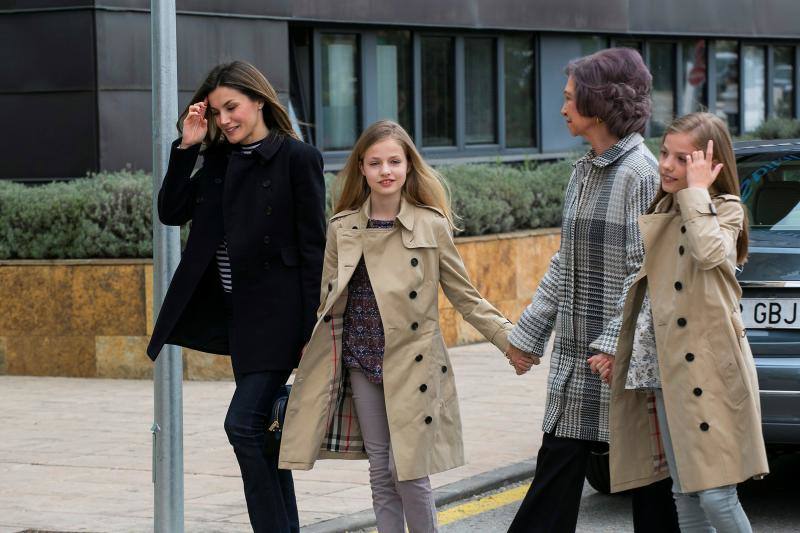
top-left (438, 453), bottom-right (800, 532)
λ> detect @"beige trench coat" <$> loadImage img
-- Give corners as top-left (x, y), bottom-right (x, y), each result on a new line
top-left (609, 187), bottom-right (769, 494)
top-left (278, 197), bottom-right (512, 481)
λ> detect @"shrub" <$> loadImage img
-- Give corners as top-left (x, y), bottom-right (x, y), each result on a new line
top-left (0, 161), bottom-right (573, 259)
top-left (752, 117), bottom-right (800, 140)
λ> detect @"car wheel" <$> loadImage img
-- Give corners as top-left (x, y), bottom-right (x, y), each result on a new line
top-left (586, 446), bottom-right (611, 494)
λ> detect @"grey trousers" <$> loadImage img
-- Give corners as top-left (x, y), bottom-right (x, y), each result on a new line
top-left (655, 390), bottom-right (752, 533)
top-left (348, 369), bottom-right (439, 533)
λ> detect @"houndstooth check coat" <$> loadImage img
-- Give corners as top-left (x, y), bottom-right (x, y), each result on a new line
top-left (509, 133), bottom-right (659, 442)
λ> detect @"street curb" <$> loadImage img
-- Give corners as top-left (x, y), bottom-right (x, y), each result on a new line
top-left (300, 458), bottom-right (536, 533)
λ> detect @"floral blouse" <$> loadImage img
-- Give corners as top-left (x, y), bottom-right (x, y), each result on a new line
top-left (625, 290), bottom-right (662, 390)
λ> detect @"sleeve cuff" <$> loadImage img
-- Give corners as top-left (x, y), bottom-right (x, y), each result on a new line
top-left (677, 187), bottom-right (716, 222)
top-left (508, 325), bottom-right (547, 356)
top-left (589, 334), bottom-right (618, 356)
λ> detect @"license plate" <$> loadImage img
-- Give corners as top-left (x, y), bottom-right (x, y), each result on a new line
top-left (740, 298), bottom-right (800, 329)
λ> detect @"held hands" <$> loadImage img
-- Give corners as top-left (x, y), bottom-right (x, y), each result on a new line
top-left (588, 353), bottom-right (614, 385)
top-left (686, 139), bottom-right (724, 190)
top-left (180, 98), bottom-right (209, 148)
top-left (506, 344), bottom-right (541, 375)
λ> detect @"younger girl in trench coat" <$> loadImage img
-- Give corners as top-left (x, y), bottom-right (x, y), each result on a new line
top-left (279, 120), bottom-right (513, 532)
top-left (590, 112), bottom-right (769, 532)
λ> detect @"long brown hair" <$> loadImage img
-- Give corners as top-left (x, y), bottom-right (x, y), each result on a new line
top-left (650, 112), bottom-right (749, 263)
top-left (333, 120), bottom-right (457, 227)
top-left (177, 61), bottom-right (298, 145)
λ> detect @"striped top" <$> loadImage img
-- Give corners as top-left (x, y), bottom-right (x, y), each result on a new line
top-left (214, 139), bottom-right (263, 293)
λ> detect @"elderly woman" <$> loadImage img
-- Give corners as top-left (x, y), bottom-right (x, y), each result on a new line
top-left (506, 48), bottom-right (679, 532)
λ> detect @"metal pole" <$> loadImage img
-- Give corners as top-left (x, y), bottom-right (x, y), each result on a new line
top-left (151, 1), bottom-right (184, 531)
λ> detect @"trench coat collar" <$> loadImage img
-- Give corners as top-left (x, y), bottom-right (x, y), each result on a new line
top-left (356, 195), bottom-right (417, 232)
top-left (575, 132), bottom-right (644, 169)
top-left (252, 132), bottom-right (285, 162)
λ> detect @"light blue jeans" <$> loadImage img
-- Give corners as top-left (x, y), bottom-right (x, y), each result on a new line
top-left (655, 390), bottom-right (752, 533)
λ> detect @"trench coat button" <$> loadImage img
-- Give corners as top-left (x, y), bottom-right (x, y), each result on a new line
top-left (410, 258), bottom-right (419, 267)
top-left (328, 282), bottom-right (333, 292)
top-left (674, 281), bottom-right (683, 291)
top-left (685, 352), bottom-right (695, 362)
top-left (415, 354), bottom-right (423, 362)
top-left (263, 235), bottom-right (271, 244)
top-left (679, 245), bottom-right (685, 255)
top-left (677, 317), bottom-right (687, 327)
top-left (693, 387), bottom-right (703, 396)
top-left (323, 315), bottom-right (332, 323)
top-left (409, 290), bottom-right (417, 299)
top-left (265, 206), bottom-right (273, 216)
top-left (352, 226), bottom-right (358, 229)
top-left (214, 177), bottom-right (223, 184)
top-left (262, 179), bottom-right (272, 188)
top-left (419, 384), bottom-right (427, 392)
top-left (424, 416), bottom-right (432, 424)
top-left (441, 365), bottom-right (447, 373)
top-left (700, 422), bottom-right (709, 431)
top-left (411, 322), bottom-right (419, 331)
top-left (681, 225), bottom-right (686, 233)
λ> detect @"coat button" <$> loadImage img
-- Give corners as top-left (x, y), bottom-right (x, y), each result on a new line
top-left (265, 206), bottom-right (273, 216)
top-left (677, 318), bottom-right (687, 327)
top-left (352, 226), bottom-right (358, 229)
top-left (441, 365), bottom-right (447, 373)
top-left (323, 315), bottom-right (332, 323)
top-left (674, 281), bottom-right (683, 291)
top-left (679, 245), bottom-right (685, 255)
top-left (409, 290), bottom-right (417, 299)
top-left (263, 261), bottom-right (270, 270)
top-left (419, 384), bottom-right (427, 392)
top-left (685, 352), bottom-right (695, 362)
top-left (263, 235), bottom-right (271, 244)
top-left (410, 258), bottom-right (419, 267)
top-left (328, 282), bottom-right (333, 292)
top-left (700, 422), bottom-right (709, 431)
top-left (415, 354), bottom-right (423, 362)
top-left (262, 179), bottom-right (272, 188)
top-left (424, 416), bottom-right (432, 424)
top-left (693, 387), bottom-right (703, 396)
top-left (681, 225), bottom-right (686, 233)
top-left (214, 177), bottom-right (222, 184)
top-left (411, 322), bottom-right (419, 331)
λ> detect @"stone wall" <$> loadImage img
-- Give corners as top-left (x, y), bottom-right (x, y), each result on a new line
top-left (0, 228), bottom-right (559, 380)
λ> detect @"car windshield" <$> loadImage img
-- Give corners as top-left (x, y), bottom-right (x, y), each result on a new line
top-left (737, 152), bottom-right (800, 230)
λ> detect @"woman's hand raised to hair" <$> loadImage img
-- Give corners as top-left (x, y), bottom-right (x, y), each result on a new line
top-left (686, 139), bottom-right (724, 190)
top-left (180, 98), bottom-right (208, 149)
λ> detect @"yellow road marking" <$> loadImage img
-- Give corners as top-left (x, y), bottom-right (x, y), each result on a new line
top-left (437, 483), bottom-right (530, 526)
top-left (362, 483), bottom-right (530, 531)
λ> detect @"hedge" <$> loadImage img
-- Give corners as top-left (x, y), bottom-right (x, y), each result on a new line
top-left (0, 161), bottom-right (572, 259)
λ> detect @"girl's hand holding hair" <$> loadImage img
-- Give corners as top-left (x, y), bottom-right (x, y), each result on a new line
top-left (686, 139), bottom-right (724, 190)
top-left (180, 98), bottom-right (209, 148)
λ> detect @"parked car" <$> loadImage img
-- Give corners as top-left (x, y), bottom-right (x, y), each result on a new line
top-left (586, 138), bottom-right (800, 494)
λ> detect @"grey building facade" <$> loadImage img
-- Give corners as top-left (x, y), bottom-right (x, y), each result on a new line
top-left (2, 0), bottom-right (800, 179)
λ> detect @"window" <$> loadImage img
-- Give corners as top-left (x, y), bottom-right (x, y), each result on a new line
top-left (680, 40), bottom-right (707, 115)
top-left (465, 38), bottom-right (497, 144)
top-left (504, 35), bottom-right (535, 148)
top-left (376, 31), bottom-right (413, 134)
top-left (421, 36), bottom-right (455, 147)
top-left (649, 42), bottom-right (676, 136)
top-left (773, 46), bottom-right (795, 119)
top-left (715, 40), bottom-right (740, 134)
top-left (743, 45), bottom-right (766, 132)
top-left (321, 34), bottom-right (360, 150)
top-left (615, 39), bottom-right (643, 53)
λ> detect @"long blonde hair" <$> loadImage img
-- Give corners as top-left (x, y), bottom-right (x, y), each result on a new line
top-left (333, 120), bottom-right (457, 227)
top-left (178, 61), bottom-right (299, 146)
top-left (650, 112), bottom-right (749, 263)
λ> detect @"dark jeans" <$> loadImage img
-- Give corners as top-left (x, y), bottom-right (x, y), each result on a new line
top-left (225, 369), bottom-right (299, 533)
top-left (507, 432), bottom-right (679, 533)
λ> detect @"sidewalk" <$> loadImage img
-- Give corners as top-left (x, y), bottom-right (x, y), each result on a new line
top-left (0, 342), bottom-right (548, 532)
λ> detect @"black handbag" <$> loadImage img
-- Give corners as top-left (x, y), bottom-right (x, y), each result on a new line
top-left (265, 384), bottom-right (291, 455)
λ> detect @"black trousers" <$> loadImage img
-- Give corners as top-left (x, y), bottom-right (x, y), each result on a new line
top-left (507, 433), bottom-right (679, 533)
top-left (225, 369), bottom-right (299, 533)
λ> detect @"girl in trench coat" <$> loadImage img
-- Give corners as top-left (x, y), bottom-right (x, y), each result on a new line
top-left (146, 61), bottom-right (326, 533)
top-left (278, 120), bottom-right (513, 532)
top-left (591, 112), bottom-right (769, 532)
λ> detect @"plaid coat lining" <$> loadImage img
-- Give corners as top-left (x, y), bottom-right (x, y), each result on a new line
top-left (509, 133), bottom-right (659, 442)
